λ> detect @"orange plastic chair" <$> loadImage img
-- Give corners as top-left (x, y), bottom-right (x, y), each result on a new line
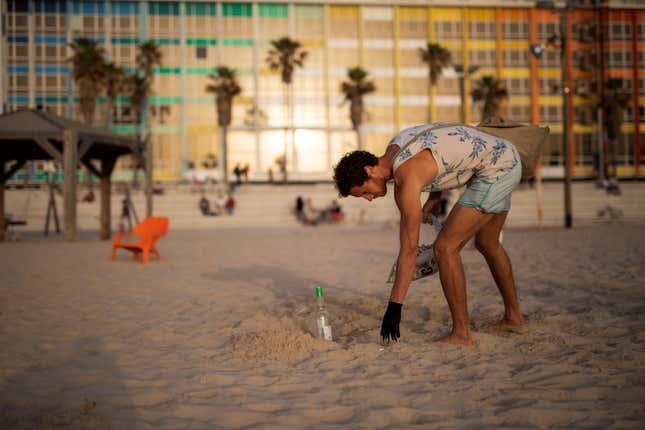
top-left (110, 217), bottom-right (169, 264)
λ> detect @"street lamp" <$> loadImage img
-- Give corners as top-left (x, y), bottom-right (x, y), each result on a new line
top-left (531, 0), bottom-right (573, 228)
top-left (454, 64), bottom-right (480, 124)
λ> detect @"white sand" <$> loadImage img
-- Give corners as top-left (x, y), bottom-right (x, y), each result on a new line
top-left (1, 223), bottom-right (645, 428)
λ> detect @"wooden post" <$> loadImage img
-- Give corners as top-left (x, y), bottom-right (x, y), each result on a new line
top-left (100, 157), bottom-right (116, 240)
top-left (145, 135), bottom-right (153, 218)
top-left (1, 160), bottom-right (28, 242)
top-left (63, 129), bottom-right (78, 241)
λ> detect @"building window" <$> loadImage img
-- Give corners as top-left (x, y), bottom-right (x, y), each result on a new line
top-left (503, 50), bottom-right (529, 68)
top-left (540, 78), bottom-right (560, 95)
top-left (575, 106), bottom-right (595, 125)
top-left (9, 74), bottom-right (29, 93)
top-left (151, 105), bottom-right (171, 124)
top-left (506, 78), bottom-right (530, 95)
top-left (609, 51), bottom-right (632, 68)
top-left (572, 21), bottom-right (597, 43)
top-left (435, 21), bottom-right (462, 39)
top-left (195, 46), bottom-right (207, 59)
top-left (573, 50), bottom-right (598, 71)
top-left (575, 133), bottom-right (594, 165)
top-left (508, 105), bottom-right (531, 121)
top-left (619, 134), bottom-right (634, 165)
top-left (610, 22), bottom-right (632, 41)
top-left (113, 105), bottom-right (135, 124)
top-left (469, 21), bottom-right (495, 39)
top-left (540, 105), bottom-right (561, 122)
top-left (503, 22), bottom-right (529, 40)
top-left (538, 22), bottom-right (557, 40)
top-left (9, 43), bottom-right (29, 62)
top-left (469, 49), bottom-right (496, 67)
top-left (537, 50), bottom-right (560, 68)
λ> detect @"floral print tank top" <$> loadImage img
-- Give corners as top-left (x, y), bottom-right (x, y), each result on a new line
top-left (389, 123), bottom-right (520, 191)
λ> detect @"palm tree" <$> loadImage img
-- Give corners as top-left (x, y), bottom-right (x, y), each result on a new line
top-left (418, 43), bottom-right (452, 123)
top-left (136, 41), bottom-right (162, 85)
top-left (102, 62), bottom-right (127, 129)
top-left (125, 73), bottom-right (148, 189)
top-left (68, 37), bottom-right (106, 125)
top-left (126, 74), bottom-right (148, 127)
top-left (135, 40), bottom-right (162, 217)
top-left (602, 78), bottom-right (631, 178)
top-left (205, 66), bottom-right (242, 185)
top-left (470, 75), bottom-right (508, 122)
top-left (341, 67), bottom-right (376, 150)
top-left (265, 37), bottom-right (308, 183)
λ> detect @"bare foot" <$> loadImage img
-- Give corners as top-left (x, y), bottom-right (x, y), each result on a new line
top-left (434, 333), bottom-right (473, 347)
top-left (495, 315), bottom-right (526, 333)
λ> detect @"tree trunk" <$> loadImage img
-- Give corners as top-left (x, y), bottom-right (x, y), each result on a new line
top-left (428, 84), bottom-right (434, 124)
top-left (356, 126), bottom-right (364, 152)
top-left (105, 98), bottom-right (114, 130)
top-left (220, 126), bottom-right (228, 185)
top-left (283, 84), bottom-right (289, 183)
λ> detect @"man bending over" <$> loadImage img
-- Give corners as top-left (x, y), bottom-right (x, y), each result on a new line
top-left (333, 123), bottom-right (525, 346)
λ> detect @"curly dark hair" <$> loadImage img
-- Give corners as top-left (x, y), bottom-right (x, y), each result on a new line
top-left (333, 150), bottom-right (378, 197)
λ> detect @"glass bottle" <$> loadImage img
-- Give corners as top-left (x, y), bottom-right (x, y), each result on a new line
top-left (315, 286), bottom-right (333, 341)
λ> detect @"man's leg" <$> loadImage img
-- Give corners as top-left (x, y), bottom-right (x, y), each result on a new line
top-left (474, 212), bottom-right (525, 328)
top-left (433, 204), bottom-right (494, 346)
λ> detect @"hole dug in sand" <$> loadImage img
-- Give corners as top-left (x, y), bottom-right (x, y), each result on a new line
top-left (230, 328), bottom-right (335, 362)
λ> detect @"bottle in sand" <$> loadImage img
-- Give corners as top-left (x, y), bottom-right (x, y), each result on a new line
top-left (315, 286), bottom-right (333, 341)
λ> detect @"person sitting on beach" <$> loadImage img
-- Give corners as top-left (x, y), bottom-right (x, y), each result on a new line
top-left (199, 195), bottom-right (217, 216)
top-left (214, 190), bottom-right (227, 215)
top-left (333, 123), bottom-right (526, 346)
top-left (294, 196), bottom-right (305, 221)
top-left (302, 198), bottom-right (322, 226)
top-left (323, 199), bottom-right (344, 223)
top-left (225, 194), bottom-right (236, 215)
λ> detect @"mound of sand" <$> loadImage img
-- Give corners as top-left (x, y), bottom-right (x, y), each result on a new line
top-left (230, 329), bottom-right (330, 362)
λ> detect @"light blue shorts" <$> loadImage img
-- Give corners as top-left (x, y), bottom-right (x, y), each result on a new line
top-left (457, 163), bottom-right (522, 214)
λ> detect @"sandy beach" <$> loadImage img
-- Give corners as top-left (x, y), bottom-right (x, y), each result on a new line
top-left (1, 221), bottom-right (645, 429)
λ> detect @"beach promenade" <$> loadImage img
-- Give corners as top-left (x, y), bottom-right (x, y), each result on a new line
top-left (3, 180), bottom-right (645, 236)
top-left (1, 181), bottom-right (644, 429)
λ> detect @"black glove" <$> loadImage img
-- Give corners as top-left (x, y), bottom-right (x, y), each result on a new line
top-left (381, 301), bottom-right (402, 344)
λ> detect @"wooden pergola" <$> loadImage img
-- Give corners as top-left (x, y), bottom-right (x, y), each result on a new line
top-left (0, 109), bottom-right (140, 242)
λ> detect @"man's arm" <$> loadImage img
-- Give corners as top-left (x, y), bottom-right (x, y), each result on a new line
top-left (390, 172), bottom-right (423, 304)
top-left (379, 167), bottom-right (424, 343)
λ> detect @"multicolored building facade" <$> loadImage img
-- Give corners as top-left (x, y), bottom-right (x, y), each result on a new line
top-left (1, 0), bottom-right (643, 181)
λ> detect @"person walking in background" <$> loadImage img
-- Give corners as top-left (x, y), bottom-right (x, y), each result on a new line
top-left (333, 123), bottom-right (525, 346)
top-left (118, 197), bottom-right (132, 232)
top-left (241, 163), bottom-right (250, 182)
top-left (233, 163), bottom-right (243, 185)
